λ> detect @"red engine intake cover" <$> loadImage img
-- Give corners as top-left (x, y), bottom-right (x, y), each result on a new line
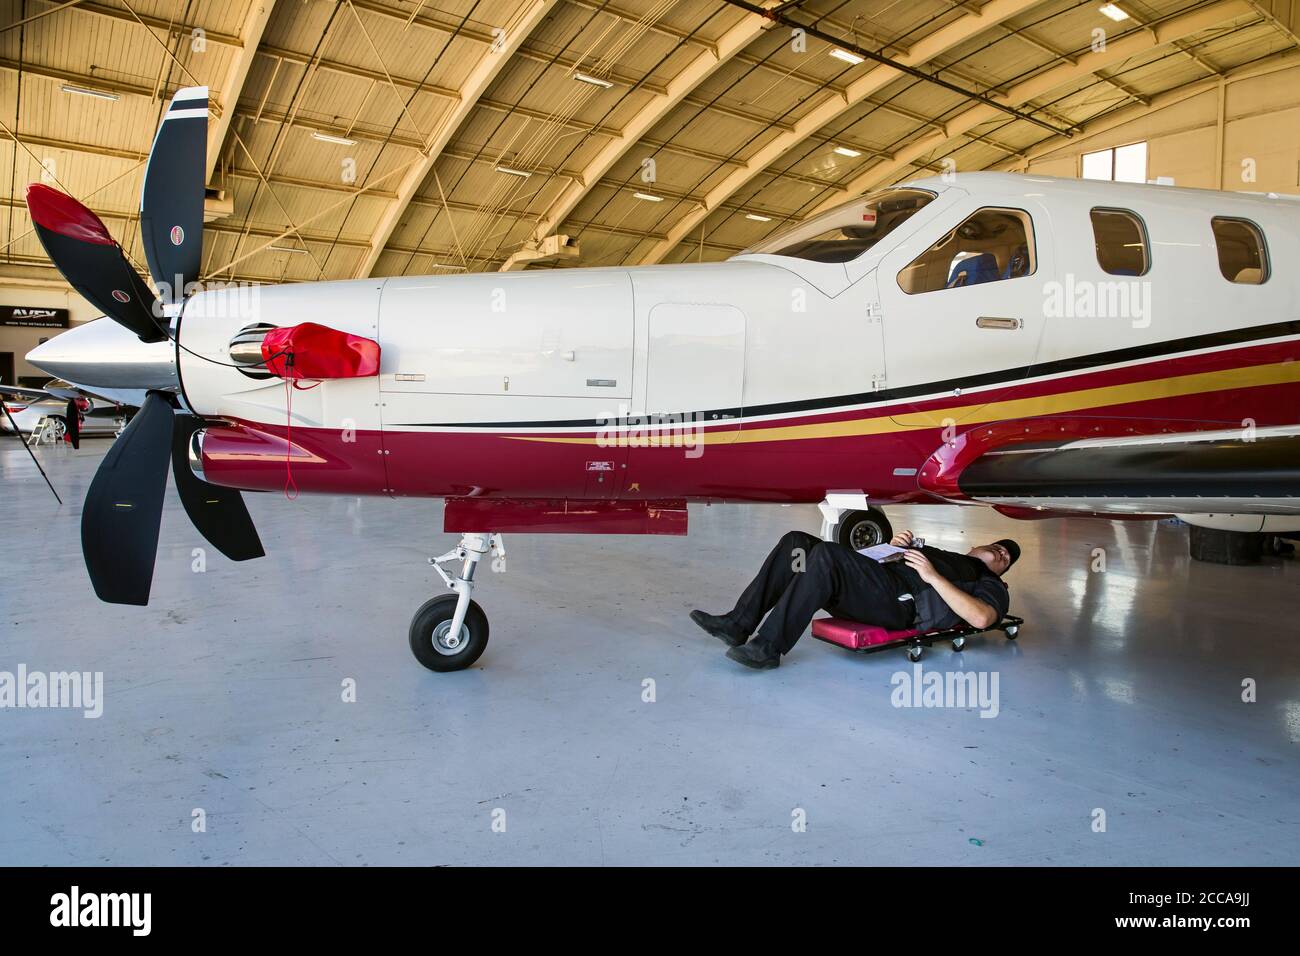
top-left (260, 322), bottom-right (380, 380)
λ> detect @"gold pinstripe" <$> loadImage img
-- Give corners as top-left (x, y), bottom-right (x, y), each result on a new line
top-left (505, 359), bottom-right (1300, 446)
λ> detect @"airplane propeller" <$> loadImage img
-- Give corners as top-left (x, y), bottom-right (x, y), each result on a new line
top-left (140, 86), bottom-right (207, 308)
top-left (26, 85), bottom-right (266, 606)
top-left (64, 398), bottom-right (80, 449)
top-left (26, 184), bottom-right (167, 344)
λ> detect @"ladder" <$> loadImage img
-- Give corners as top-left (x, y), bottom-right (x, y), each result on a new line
top-left (27, 416), bottom-right (62, 446)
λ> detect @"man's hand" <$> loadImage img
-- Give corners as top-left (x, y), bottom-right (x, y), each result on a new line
top-left (900, 548), bottom-right (942, 585)
top-left (889, 529), bottom-right (916, 548)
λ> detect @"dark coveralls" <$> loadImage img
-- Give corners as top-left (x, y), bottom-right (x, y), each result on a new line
top-left (730, 531), bottom-right (1006, 655)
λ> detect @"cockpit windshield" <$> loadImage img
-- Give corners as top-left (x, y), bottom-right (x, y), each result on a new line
top-left (740, 188), bottom-right (936, 263)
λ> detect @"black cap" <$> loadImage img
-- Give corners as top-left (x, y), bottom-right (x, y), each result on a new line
top-left (994, 539), bottom-right (1021, 571)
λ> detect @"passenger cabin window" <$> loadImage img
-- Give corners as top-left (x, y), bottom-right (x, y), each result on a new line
top-left (743, 188), bottom-right (935, 263)
top-left (1211, 217), bottom-right (1268, 284)
top-left (896, 208), bottom-right (1034, 295)
top-left (1091, 208), bottom-right (1149, 276)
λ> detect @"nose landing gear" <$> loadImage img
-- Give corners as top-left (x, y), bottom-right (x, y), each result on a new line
top-left (410, 532), bottom-right (503, 672)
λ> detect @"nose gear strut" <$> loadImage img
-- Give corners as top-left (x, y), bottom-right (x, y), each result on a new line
top-left (410, 532), bottom-right (505, 671)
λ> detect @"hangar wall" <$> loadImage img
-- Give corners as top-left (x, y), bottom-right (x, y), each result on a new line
top-left (7, 57), bottom-right (1300, 389)
top-left (0, 282), bottom-right (95, 383)
top-left (1008, 58), bottom-right (1300, 195)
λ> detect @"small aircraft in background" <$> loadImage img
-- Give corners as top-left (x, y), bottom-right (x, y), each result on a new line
top-left (20, 87), bottom-right (1300, 671)
top-left (0, 381), bottom-right (131, 442)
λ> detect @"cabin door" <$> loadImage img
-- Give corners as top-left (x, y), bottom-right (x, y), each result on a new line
top-left (622, 302), bottom-right (745, 497)
top-left (877, 199), bottom-right (1052, 428)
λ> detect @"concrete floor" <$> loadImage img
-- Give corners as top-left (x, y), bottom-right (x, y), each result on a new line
top-left (2, 439), bottom-right (1298, 866)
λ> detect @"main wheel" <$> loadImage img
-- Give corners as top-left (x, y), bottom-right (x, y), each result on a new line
top-left (835, 507), bottom-right (893, 550)
top-left (408, 595), bottom-right (489, 672)
top-left (1188, 525), bottom-right (1263, 565)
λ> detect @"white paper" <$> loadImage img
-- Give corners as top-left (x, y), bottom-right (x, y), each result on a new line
top-left (857, 543), bottom-right (908, 562)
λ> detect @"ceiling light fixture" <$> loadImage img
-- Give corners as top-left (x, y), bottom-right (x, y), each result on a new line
top-left (633, 192), bottom-right (663, 202)
top-left (833, 146), bottom-right (862, 158)
top-left (573, 72), bottom-right (614, 89)
top-left (311, 130), bottom-right (357, 146)
top-left (829, 48), bottom-right (865, 66)
top-left (745, 213), bottom-right (772, 222)
top-left (495, 165), bottom-right (533, 178)
top-left (269, 245), bottom-right (308, 255)
top-left (1099, 3), bottom-right (1129, 21)
top-left (60, 84), bottom-right (119, 101)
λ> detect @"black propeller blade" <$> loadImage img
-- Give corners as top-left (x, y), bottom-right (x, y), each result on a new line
top-left (34, 86), bottom-right (267, 607)
top-left (64, 398), bottom-right (80, 449)
top-left (140, 86), bottom-right (208, 304)
top-left (171, 415), bottom-right (265, 562)
top-left (25, 184), bottom-right (167, 344)
top-left (81, 391), bottom-right (174, 605)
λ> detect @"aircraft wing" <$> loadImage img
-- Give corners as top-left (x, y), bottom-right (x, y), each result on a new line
top-left (919, 423), bottom-right (1300, 518)
top-left (0, 383), bottom-right (54, 401)
top-left (51, 383), bottom-right (144, 409)
top-left (2, 378), bottom-right (138, 410)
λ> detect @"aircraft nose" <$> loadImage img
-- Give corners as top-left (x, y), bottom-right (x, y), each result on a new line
top-left (26, 316), bottom-right (177, 390)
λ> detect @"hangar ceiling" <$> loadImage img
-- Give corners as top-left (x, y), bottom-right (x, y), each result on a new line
top-left (0, 0), bottom-right (1296, 285)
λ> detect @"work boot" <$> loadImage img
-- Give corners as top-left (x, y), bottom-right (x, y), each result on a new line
top-left (725, 641), bottom-right (781, 670)
top-left (690, 609), bottom-right (747, 647)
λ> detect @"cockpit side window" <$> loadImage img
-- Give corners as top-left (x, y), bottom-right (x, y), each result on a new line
top-left (743, 189), bottom-right (936, 263)
top-left (896, 208), bottom-right (1035, 295)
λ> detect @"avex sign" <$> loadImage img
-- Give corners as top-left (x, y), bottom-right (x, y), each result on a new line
top-left (1, 305), bottom-right (69, 328)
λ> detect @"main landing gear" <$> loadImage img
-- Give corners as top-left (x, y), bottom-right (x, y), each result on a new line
top-left (409, 532), bottom-right (504, 672)
top-left (818, 495), bottom-right (893, 549)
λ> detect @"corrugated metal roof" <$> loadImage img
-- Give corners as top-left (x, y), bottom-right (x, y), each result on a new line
top-left (0, 0), bottom-right (1292, 281)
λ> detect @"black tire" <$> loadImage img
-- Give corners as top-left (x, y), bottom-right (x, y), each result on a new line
top-left (835, 507), bottom-right (893, 550)
top-left (408, 595), bottom-right (489, 672)
top-left (906, 645), bottom-right (923, 662)
top-left (1264, 534), bottom-right (1295, 556)
top-left (1188, 525), bottom-right (1263, 565)
top-left (1004, 625), bottom-right (1019, 640)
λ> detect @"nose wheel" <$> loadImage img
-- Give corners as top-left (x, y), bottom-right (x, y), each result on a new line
top-left (409, 594), bottom-right (489, 671)
top-left (412, 531), bottom-right (502, 672)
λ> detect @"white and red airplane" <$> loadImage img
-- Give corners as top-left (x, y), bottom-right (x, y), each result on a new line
top-left (23, 87), bottom-right (1300, 671)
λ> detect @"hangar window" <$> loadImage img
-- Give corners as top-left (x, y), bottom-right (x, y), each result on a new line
top-left (1090, 208), bottom-right (1149, 276)
top-left (896, 208), bottom-right (1035, 295)
top-left (743, 188), bottom-right (935, 263)
top-left (1082, 142), bottom-right (1148, 183)
top-left (1211, 217), bottom-right (1269, 284)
